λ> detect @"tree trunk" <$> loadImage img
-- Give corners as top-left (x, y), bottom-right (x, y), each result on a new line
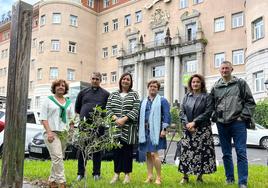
top-left (1, 1), bottom-right (33, 187)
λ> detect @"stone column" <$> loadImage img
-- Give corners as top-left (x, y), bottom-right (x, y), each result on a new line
top-left (134, 62), bottom-right (138, 90)
top-left (173, 55), bottom-right (180, 103)
top-left (196, 51), bottom-right (204, 75)
top-left (164, 48), bottom-right (172, 103)
top-left (118, 60), bottom-right (124, 77)
top-left (138, 61), bottom-right (144, 98)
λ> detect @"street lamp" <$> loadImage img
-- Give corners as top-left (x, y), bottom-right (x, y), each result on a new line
top-left (265, 79), bottom-right (268, 91)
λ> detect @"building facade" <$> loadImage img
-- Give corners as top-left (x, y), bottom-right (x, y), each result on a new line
top-left (0, 0), bottom-right (267, 111)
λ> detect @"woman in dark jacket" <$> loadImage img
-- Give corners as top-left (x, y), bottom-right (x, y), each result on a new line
top-left (106, 73), bottom-right (140, 184)
top-left (179, 74), bottom-right (216, 184)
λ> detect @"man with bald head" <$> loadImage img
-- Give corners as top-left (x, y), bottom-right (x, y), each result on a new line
top-left (210, 61), bottom-right (256, 188)
top-left (75, 72), bottom-right (109, 181)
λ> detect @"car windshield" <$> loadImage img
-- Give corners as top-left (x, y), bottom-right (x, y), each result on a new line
top-left (0, 111), bottom-right (4, 119)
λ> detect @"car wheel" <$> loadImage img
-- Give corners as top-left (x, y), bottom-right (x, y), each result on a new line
top-left (260, 137), bottom-right (268, 149)
top-left (213, 134), bottom-right (220, 146)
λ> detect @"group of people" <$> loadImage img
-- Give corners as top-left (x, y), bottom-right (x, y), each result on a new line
top-left (40, 60), bottom-right (255, 188)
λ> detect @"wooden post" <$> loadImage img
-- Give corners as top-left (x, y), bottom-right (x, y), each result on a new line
top-left (1, 1), bottom-right (33, 188)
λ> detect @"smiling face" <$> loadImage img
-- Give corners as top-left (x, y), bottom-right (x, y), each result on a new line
top-left (191, 76), bottom-right (201, 93)
top-left (220, 62), bottom-right (233, 79)
top-left (121, 74), bottom-right (132, 90)
top-left (55, 82), bottom-right (66, 96)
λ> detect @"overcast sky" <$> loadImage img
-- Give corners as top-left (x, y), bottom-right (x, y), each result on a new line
top-left (0, 0), bottom-right (39, 15)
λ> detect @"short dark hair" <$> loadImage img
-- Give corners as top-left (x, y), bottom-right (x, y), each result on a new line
top-left (119, 72), bottom-right (133, 92)
top-left (92, 72), bottom-right (102, 81)
top-left (187, 74), bottom-right (207, 93)
top-left (221, 60), bottom-right (233, 67)
top-left (147, 80), bottom-right (161, 90)
top-left (51, 79), bottom-right (69, 95)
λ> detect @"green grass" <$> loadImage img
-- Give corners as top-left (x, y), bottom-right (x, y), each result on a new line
top-left (21, 160), bottom-right (268, 188)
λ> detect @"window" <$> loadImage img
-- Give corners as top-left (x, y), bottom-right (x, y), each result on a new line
top-left (32, 38), bottom-right (37, 48)
top-left (103, 0), bottom-right (109, 8)
top-left (232, 49), bottom-right (244, 65)
top-left (35, 96), bottom-right (40, 109)
top-left (103, 22), bottom-right (109, 33)
top-left (252, 17), bottom-right (264, 41)
top-left (193, 0), bottom-right (203, 4)
top-left (67, 69), bottom-right (75, 81)
top-left (3, 67), bottom-right (6, 76)
top-left (112, 45), bottom-right (117, 56)
top-left (214, 17), bottom-right (225, 32)
top-left (102, 73), bottom-right (107, 84)
top-left (113, 19), bottom-right (118, 30)
top-left (32, 17), bottom-right (38, 27)
top-left (186, 23), bottom-right (197, 41)
top-left (68, 41), bottom-right (76, 53)
top-left (180, 0), bottom-right (188, 9)
top-left (70, 15), bottom-right (78, 27)
top-left (88, 0), bottom-right (94, 8)
top-left (152, 65), bottom-right (165, 77)
top-left (103, 47), bottom-right (108, 58)
top-left (135, 11), bottom-right (142, 23)
top-left (185, 60), bottom-right (197, 73)
top-left (40, 15), bottom-right (46, 26)
top-left (112, 0), bottom-right (118, 4)
top-left (214, 53), bottom-right (225, 68)
top-left (37, 68), bottom-right (42, 80)
top-left (29, 81), bottom-right (34, 90)
top-left (51, 40), bottom-right (60, 51)
top-left (232, 12), bottom-right (243, 28)
top-left (39, 41), bottom-right (44, 53)
top-left (0, 87), bottom-right (5, 94)
top-left (111, 72), bottom-right (117, 83)
top-left (1, 49), bottom-right (8, 59)
top-left (31, 59), bottom-right (36, 69)
top-left (52, 13), bottom-right (61, 24)
top-left (155, 31), bottom-right (165, 45)
top-left (129, 39), bottom-right (137, 53)
top-left (50, 67), bottom-right (58, 80)
top-left (2, 31), bottom-right (9, 40)
top-left (125, 14), bottom-right (131, 26)
top-left (254, 71), bottom-right (264, 92)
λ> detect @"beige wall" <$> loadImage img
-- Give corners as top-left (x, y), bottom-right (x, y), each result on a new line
top-left (37, 1), bottom-right (97, 85)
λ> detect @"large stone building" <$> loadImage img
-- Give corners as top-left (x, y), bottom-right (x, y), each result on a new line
top-left (0, 0), bottom-right (267, 111)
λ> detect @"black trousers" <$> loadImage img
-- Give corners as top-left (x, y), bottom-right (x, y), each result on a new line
top-left (113, 140), bottom-right (133, 173)
top-left (77, 123), bottom-right (105, 176)
top-left (78, 150), bottom-right (102, 176)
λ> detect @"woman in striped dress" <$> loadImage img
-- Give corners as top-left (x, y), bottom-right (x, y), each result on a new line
top-left (106, 72), bottom-right (140, 184)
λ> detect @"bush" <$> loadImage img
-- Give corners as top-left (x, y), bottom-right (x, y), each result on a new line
top-left (170, 107), bottom-right (182, 137)
top-left (254, 99), bottom-right (268, 128)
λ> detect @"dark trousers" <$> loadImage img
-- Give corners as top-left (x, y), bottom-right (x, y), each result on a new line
top-left (77, 124), bottom-right (105, 176)
top-left (78, 150), bottom-right (102, 176)
top-left (217, 120), bottom-right (248, 185)
top-left (113, 141), bottom-right (133, 174)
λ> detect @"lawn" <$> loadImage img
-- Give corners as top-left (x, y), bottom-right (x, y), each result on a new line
top-left (20, 160), bottom-right (268, 188)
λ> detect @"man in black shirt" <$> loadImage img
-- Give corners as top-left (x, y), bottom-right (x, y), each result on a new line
top-left (75, 72), bottom-right (110, 181)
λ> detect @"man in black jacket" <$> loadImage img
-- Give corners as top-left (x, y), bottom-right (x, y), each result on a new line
top-left (211, 61), bottom-right (256, 188)
top-left (75, 72), bottom-right (109, 181)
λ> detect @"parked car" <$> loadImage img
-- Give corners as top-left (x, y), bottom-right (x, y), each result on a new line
top-left (212, 123), bottom-right (268, 148)
top-left (0, 121), bottom-right (4, 132)
top-left (29, 130), bottom-right (139, 160)
top-left (0, 109), bottom-right (43, 155)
